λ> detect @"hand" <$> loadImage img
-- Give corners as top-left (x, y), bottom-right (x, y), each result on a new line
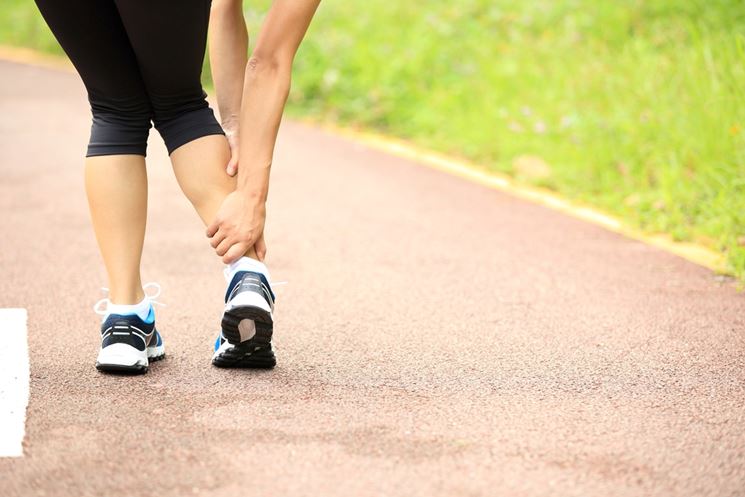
top-left (206, 191), bottom-right (267, 263)
top-left (224, 125), bottom-right (239, 177)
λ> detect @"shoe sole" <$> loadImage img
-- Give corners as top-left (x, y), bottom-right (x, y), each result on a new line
top-left (96, 342), bottom-right (165, 374)
top-left (221, 305), bottom-right (273, 346)
top-left (147, 343), bottom-right (166, 362)
top-left (95, 362), bottom-right (149, 374)
top-left (212, 343), bottom-right (276, 369)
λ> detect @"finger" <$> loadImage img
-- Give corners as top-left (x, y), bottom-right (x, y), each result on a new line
top-left (209, 229), bottom-right (227, 249)
top-left (215, 237), bottom-right (233, 257)
top-left (254, 234), bottom-right (267, 261)
top-left (227, 157), bottom-right (238, 177)
top-left (206, 219), bottom-right (220, 238)
top-left (223, 243), bottom-right (248, 265)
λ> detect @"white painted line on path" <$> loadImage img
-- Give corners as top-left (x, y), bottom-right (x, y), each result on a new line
top-left (0, 309), bottom-right (29, 457)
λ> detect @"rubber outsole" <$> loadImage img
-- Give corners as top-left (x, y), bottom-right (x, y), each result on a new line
top-left (96, 352), bottom-right (165, 374)
top-left (95, 362), bottom-right (149, 374)
top-left (212, 344), bottom-right (276, 369)
top-left (221, 305), bottom-right (273, 346)
top-left (149, 353), bottom-right (166, 362)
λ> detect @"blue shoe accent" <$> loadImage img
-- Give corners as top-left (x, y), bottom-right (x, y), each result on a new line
top-left (143, 305), bottom-right (155, 324)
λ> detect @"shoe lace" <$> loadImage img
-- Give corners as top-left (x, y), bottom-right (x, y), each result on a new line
top-left (93, 282), bottom-right (166, 316)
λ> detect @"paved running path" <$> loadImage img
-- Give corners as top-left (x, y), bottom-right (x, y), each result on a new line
top-left (1, 60), bottom-right (744, 497)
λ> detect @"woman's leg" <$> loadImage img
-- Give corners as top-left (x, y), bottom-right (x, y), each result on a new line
top-left (113, 0), bottom-right (258, 257)
top-left (170, 136), bottom-right (231, 224)
top-left (169, 136), bottom-right (259, 259)
top-left (113, 1), bottom-right (274, 369)
top-left (35, 0), bottom-right (154, 305)
top-left (85, 156), bottom-right (148, 304)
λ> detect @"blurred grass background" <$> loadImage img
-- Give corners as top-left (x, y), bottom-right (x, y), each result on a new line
top-left (2, 0), bottom-right (744, 278)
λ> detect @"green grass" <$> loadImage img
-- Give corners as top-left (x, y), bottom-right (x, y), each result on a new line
top-left (3, 0), bottom-right (744, 277)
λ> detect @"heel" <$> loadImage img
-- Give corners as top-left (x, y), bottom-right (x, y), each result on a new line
top-left (221, 305), bottom-right (273, 345)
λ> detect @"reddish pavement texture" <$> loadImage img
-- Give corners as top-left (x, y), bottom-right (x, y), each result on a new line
top-left (1, 59), bottom-right (744, 497)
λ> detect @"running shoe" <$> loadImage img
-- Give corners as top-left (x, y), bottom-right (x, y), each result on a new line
top-left (221, 270), bottom-right (275, 345)
top-left (95, 310), bottom-right (165, 373)
top-left (212, 270), bottom-right (276, 368)
top-left (93, 283), bottom-right (165, 374)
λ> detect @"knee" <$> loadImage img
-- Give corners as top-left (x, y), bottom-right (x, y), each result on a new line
top-left (87, 92), bottom-right (152, 157)
top-left (150, 89), bottom-right (224, 155)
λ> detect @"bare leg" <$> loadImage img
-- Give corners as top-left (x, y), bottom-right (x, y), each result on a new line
top-left (170, 134), bottom-right (259, 259)
top-left (85, 155), bottom-right (147, 304)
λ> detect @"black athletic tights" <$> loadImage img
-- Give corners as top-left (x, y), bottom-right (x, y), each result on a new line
top-left (34, 0), bottom-right (224, 157)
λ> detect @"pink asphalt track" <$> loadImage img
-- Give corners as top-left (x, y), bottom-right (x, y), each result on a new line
top-left (1, 60), bottom-right (744, 497)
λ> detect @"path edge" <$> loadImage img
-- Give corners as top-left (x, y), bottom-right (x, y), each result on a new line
top-left (316, 123), bottom-right (727, 275)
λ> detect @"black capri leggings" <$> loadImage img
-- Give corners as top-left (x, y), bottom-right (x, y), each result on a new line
top-left (34, 0), bottom-right (224, 157)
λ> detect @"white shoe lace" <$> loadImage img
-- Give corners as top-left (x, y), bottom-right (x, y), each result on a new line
top-left (93, 282), bottom-right (166, 316)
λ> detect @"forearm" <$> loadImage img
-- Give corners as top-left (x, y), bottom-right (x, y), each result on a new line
top-left (205, 0), bottom-right (319, 263)
top-left (208, 0), bottom-right (248, 128)
top-left (235, 57), bottom-right (291, 199)
top-left (233, 0), bottom-right (319, 200)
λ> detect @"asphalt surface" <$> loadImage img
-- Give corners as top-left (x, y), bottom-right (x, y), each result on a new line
top-left (1, 59), bottom-right (744, 497)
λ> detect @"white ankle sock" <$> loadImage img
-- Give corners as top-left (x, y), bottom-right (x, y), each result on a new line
top-left (226, 256), bottom-right (271, 283)
top-left (106, 296), bottom-right (152, 322)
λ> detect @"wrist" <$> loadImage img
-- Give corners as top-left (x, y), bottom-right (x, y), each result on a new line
top-left (237, 184), bottom-right (268, 204)
top-left (245, 189), bottom-right (268, 205)
top-left (236, 159), bottom-right (271, 199)
top-left (220, 114), bottom-right (240, 131)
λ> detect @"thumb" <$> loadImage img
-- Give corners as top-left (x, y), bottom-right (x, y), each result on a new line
top-left (254, 233), bottom-right (267, 261)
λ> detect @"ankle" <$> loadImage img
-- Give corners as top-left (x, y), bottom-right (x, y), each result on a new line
top-left (226, 257), bottom-right (270, 282)
top-left (108, 288), bottom-right (146, 305)
top-left (105, 295), bottom-right (154, 322)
